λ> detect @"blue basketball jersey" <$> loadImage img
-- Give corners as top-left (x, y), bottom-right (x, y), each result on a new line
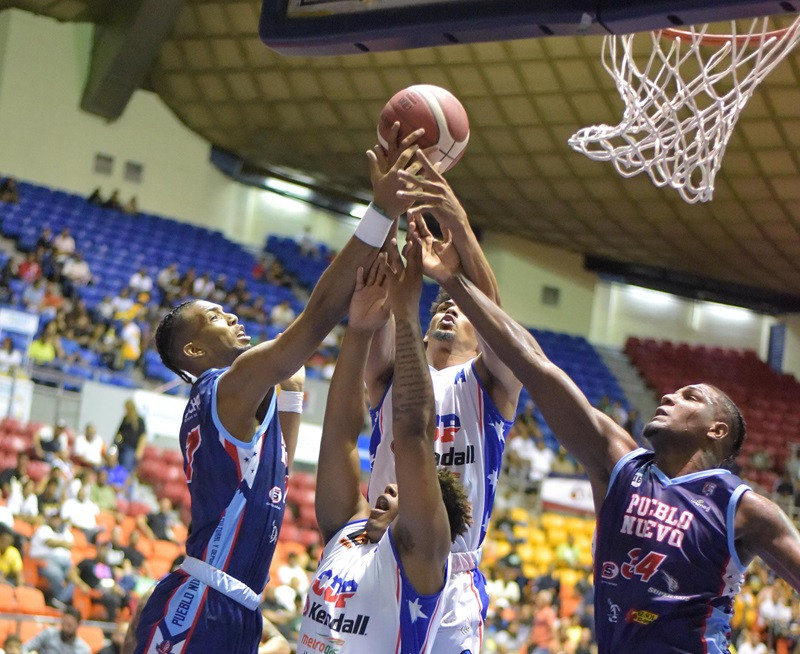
top-left (594, 448), bottom-right (751, 654)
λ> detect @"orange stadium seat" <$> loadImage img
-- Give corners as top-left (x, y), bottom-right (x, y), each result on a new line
top-left (13, 517), bottom-right (34, 539)
top-left (145, 557), bottom-right (173, 580)
top-left (152, 539), bottom-right (182, 562)
top-left (78, 624), bottom-right (106, 654)
top-left (0, 618), bottom-right (16, 642)
top-left (0, 583), bottom-right (16, 612)
top-left (15, 585), bottom-right (60, 617)
top-left (18, 619), bottom-right (45, 642)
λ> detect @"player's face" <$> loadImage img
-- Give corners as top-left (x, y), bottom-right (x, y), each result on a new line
top-left (365, 483), bottom-right (399, 542)
top-left (643, 384), bottom-right (718, 445)
top-left (426, 300), bottom-right (478, 350)
top-left (186, 301), bottom-right (251, 363)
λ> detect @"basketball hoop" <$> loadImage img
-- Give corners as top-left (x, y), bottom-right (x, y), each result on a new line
top-left (568, 16), bottom-right (800, 203)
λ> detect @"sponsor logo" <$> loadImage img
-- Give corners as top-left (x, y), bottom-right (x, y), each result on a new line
top-left (299, 634), bottom-right (343, 653)
top-left (631, 472), bottom-right (643, 488)
top-left (156, 641), bottom-right (173, 654)
top-left (434, 413), bottom-right (461, 443)
top-left (607, 599), bottom-right (620, 623)
top-left (661, 570), bottom-right (679, 593)
top-left (690, 498), bottom-right (711, 513)
top-left (434, 445), bottom-right (475, 467)
top-left (601, 561), bottom-right (619, 580)
top-left (626, 609), bottom-right (659, 625)
top-left (170, 577), bottom-right (201, 628)
top-left (311, 570), bottom-right (358, 608)
top-left (184, 395), bottom-right (201, 422)
top-left (269, 486), bottom-right (283, 504)
top-left (269, 522), bottom-right (278, 544)
top-left (304, 602), bottom-right (370, 635)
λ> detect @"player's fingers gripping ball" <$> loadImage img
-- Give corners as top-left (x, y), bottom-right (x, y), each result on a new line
top-left (378, 85), bottom-right (469, 173)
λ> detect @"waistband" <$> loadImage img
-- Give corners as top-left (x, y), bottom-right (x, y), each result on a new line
top-left (180, 557), bottom-right (261, 611)
top-left (450, 548), bottom-right (482, 573)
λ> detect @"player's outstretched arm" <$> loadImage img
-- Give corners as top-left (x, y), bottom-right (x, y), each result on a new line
top-left (277, 366), bottom-right (305, 470)
top-left (735, 491), bottom-right (800, 592)
top-left (384, 239), bottom-right (452, 595)
top-left (398, 150), bottom-right (500, 303)
top-left (216, 143), bottom-right (419, 442)
top-left (315, 258), bottom-right (391, 543)
top-left (437, 272), bottom-right (636, 502)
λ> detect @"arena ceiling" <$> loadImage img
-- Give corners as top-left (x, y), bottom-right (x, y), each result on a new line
top-left (6, 0), bottom-right (800, 305)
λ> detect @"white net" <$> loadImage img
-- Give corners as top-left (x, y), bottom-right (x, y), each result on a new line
top-left (568, 16), bottom-right (800, 203)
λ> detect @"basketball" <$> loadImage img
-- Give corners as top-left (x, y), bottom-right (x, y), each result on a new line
top-left (377, 84), bottom-right (469, 173)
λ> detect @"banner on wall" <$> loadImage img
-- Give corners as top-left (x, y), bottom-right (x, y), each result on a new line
top-left (540, 476), bottom-right (595, 516)
top-left (0, 375), bottom-right (34, 422)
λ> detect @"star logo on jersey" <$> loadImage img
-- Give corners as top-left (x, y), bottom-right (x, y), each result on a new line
top-left (492, 420), bottom-right (506, 443)
top-left (408, 598), bottom-right (428, 623)
top-left (487, 468), bottom-right (499, 491)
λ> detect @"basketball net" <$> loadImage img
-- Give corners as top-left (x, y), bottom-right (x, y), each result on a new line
top-left (568, 16), bottom-right (800, 203)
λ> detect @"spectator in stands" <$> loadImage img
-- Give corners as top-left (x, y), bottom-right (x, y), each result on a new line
top-left (259, 617), bottom-right (290, 654)
top-left (276, 551), bottom-right (309, 596)
top-left (751, 446), bottom-right (774, 471)
top-left (251, 256), bottom-right (267, 281)
top-left (179, 266), bottom-right (197, 294)
top-left (103, 189), bottom-right (123, 211)
top-left (68, 540), bottom-right (127, 621)
top-left (29, 511), bottom-right (75, 607)
top-left (61, 485), bottom-right (101, 543)
top-left (156, 263), bottom-right (179, 295)
top-left (22, 605), bottom-right (90, 654)
top-left (1, 635), bottom-right (21, 654)
top-left (33, 419), bottom-right (69, 462)
top-left (787, 446), bottom-right (800, 487)
top-left (36, 226), bottom-right (53, 252)
top-left (52, 227), bottom-right (76, 262)
top-left (94, 294), bottom-right (115, 324)
top-left (110, 288), bottom-right (134, 319)
top-left (72, 423), bottom-right (105, 469)
top-left (210, 273), bottom-right (228, 304)
top-left (128, 267), bottom-right (153, 295)
top-left (550, 446), bottom-right (578, 475)
top-left (623, 407), bottom-right (643, 439)
top-left (28, 322), bottom-right (63, 366)
top-left (554, 533), bottom-right (582, 569)
top-left (0, 523), bottom-right (22, 585)
top-left (0, 177), bottom-right (19, 204)
top-left (0, 337), bottom-right (23, 375)
top-left (773, 471), bottom-right (795, 514)
top-left (37, 477), bottom-right (63, 516)
top-left (117, 528), bottom-right (145, 570)
top-left (609, 400), bottom-right (628, 426)
top-left (123, 194), bottom-right (138, 215)
top-left (114, 399), bottom-right (146, 473)
top-left (17, 252), bottom-right (42, 284)
top-left (97, 621), bottom-right (128, 654)
top-left (266, 260), bottom-right (291, 288)
top-left (269, 299), bottom-right (295, 329)
top-left (296, 225), bottom-right (317, 257)
top-left (87, 187), bottom-right (104, 205)
top-left (136, 497), bottom-right (175, 542)
top-left (101, 447), bottom-right (130, 492)
top-left (0, 452), bottom-right (29, 491)
top-left (62, 252), bottom-right (93, 294)
top-left (7, 478), bottom-right (38, 520)
top-left (191, 272), bottom-right (214, 300)
top-left (526, 589), bottom-right (557, 654)
top-left (21, 279), bottom-right (46, 314)
top-left (39, 281), bottom-right (65, 319)
top-left (88, 469), bottom-right (117, 513)
top-left (119, 317), bottom-right (141, 372)
top-left (736, 628), bottom-right (768, 654)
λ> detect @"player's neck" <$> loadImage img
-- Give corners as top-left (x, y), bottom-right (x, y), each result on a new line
top-left (426, 340), bottom-right (474, 370)
top-left (653, 447), bottom-right (719, 478)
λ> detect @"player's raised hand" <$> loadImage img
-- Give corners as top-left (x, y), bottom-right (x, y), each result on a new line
top-left (367, 123), bottom-right (426, 219)
top-left (395, 149), bottom-right (468, 231)
top-left (348, 253), bottom-right (391, 333)
top-left (408, 210), bottom-right (462, 285)
top-left (381, 234), bottom-right (423, 319)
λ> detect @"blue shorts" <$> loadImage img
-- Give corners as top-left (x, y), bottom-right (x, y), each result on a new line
top-left (135, 571), bottom-right (262, 654)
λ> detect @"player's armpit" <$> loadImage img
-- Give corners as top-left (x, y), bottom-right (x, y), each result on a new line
top-left (734, 490), bottom-right (800, 593)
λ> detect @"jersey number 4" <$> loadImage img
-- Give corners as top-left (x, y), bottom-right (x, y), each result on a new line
top-left (620, 548), bottom-right (667, 582)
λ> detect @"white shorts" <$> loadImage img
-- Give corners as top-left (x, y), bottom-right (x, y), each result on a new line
top-left (431, 567), bottom-right (488, 654)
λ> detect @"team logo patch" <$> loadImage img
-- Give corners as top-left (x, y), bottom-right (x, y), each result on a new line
top-left (631, 472), bottom-right (643, 488)
top-left (269, 486), bottom-right (283, 503)
top-left (702, 482), bottom-right (716, 496)
top-left (626, 608), bottom-right (659, 625)
top-left (156, 641), bottom-right (173, 654)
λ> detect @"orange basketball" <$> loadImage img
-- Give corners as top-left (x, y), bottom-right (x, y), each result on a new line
top-left (377, 84), bottom-right (469, 173)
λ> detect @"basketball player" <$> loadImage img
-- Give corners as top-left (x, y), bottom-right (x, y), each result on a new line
top-left (410, 215), bottom-right (800, 654)
top-left (132, 132), bottom-right (424, 654)
top-left (298, 241), bottom-right (471, 653)
top-left (364, 151), bottom-right (522, 652)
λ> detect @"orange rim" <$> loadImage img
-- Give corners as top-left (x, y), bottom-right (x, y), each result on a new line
top-left (659, 25), bottom-right (793, 46)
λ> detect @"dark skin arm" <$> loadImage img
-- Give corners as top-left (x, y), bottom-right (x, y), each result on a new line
top-left (216, 138), bottom-right (420, 442)
top-left (277, 366), bottom-right (305, 470)
top-left (384, 239), bottom-right (452, 595)
top-left (734, 491), bottom-right (800, 592)
top-left (315, 257), bottom-right (390, 543)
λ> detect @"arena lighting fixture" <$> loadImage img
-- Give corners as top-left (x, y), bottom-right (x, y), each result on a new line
top-left (624, 284), bottom-right (677, 308)
top-left (701, 301), bottom-right (757, 323)
top-left (264, 177), bottom-right (314, 200)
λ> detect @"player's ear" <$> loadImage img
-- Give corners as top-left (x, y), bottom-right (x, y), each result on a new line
top-left (183, 341), bottom-right (204, 359)
top-left (707, 420), bottom-right (729, 442)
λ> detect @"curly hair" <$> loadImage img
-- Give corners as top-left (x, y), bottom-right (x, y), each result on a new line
top-left (706, 384), bottom-right (747, 464)
top-left (154, 300), bottom-right (197, 384)
top-left (437, 468), bottom-right (472, 542)
top-left (429, 288), bottom-right (452, 318)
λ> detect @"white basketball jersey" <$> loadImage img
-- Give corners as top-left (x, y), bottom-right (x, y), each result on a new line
top-left (297, 519), bottom-right (448, 654)
top-left (368, 360), bottom-right (512, 554)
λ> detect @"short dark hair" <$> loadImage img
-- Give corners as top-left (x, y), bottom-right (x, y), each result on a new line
top-left (707, 385), bottom-right (747, 463)
top-left (63, 605), bottom-right (82, 622)
top-left (437, 469), bottom-right (472, 543)
top-left (429, 288), bottom-right (452, 318)
top-left (155, 300), bottom-right (197, 384)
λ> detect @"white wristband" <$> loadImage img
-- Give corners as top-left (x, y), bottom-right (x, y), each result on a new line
top-left (278, 390), bottom-right (304, 413)
top-left (354, 203), bottom-right (393, 247)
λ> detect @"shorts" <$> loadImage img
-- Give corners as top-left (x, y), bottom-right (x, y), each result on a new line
top-left (134, 570), bottom-right (262, 654)
top-left (430, 568), bottom-right (488, 654)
